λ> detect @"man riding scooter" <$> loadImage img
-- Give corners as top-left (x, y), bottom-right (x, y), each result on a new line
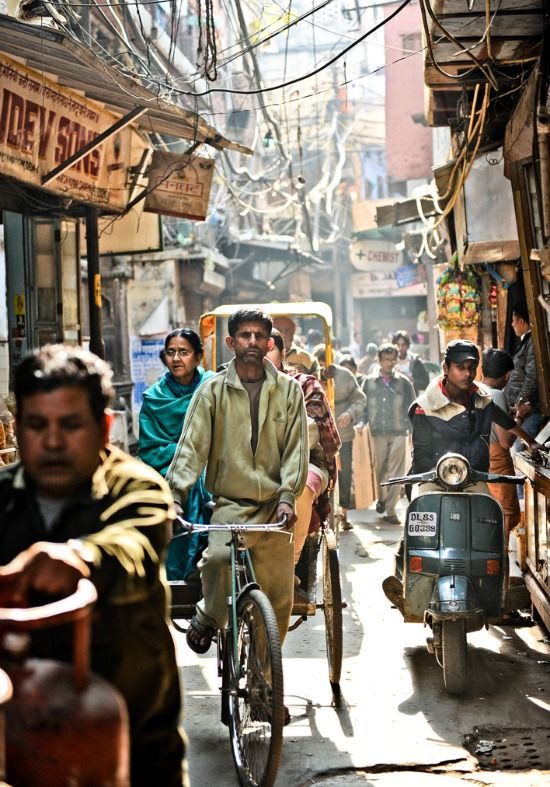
top-left (382, 339), bottom-right (542, 615)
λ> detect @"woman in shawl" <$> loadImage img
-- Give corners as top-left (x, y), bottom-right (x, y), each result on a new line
top-left (138, 328), bottom-right (215, 579)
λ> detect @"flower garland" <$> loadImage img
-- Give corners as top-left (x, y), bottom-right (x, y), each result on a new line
top-left (436, 255), bottom-right (481, 329)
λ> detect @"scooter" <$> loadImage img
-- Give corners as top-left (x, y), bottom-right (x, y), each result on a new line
top-left (382, 452), bottom-right (524, 695)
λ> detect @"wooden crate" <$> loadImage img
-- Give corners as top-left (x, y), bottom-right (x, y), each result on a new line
top-left (352, 425), bottom-right (378, 510)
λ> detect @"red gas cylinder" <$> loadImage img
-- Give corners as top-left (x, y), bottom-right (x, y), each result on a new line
top-left (0, 580), bottom-right (130, 787)
top-left (0, 664), bottom-right (13, 785)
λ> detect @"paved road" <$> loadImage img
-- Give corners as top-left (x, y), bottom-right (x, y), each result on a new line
top-left (173, 504), bottom-right (550, 787)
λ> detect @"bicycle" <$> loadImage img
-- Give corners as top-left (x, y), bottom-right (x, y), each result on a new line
top-left (172, 516), bottom-right (289, 787)
top-left (195, 302), bottom-right (345, 690)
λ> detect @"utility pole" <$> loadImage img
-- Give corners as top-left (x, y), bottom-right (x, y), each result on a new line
top-left (85, 207), bottom-right (105, 359)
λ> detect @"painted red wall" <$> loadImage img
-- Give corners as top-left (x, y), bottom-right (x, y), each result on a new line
top-left (384, 1), bottom-right (432, 185)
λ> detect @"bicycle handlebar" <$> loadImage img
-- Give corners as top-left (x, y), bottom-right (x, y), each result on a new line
top-left (174, 515), bottom-right (289, 535)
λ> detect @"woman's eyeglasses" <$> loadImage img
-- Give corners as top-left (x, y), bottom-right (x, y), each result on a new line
top-left (165, 348), bottom-right (192, 358)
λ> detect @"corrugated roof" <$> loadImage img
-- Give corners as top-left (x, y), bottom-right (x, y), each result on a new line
top-left (0, 14), bottom-right (252, 155)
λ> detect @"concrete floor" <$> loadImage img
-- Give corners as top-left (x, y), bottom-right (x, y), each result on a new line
top-left (174, 503), bottom-right (550, 787)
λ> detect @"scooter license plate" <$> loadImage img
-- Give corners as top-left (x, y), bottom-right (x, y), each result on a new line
top-left (408, 511), bottom-right (437, 536)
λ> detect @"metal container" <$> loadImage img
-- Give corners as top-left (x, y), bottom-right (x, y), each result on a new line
top-left (0, 580), bottom-right (130, 786)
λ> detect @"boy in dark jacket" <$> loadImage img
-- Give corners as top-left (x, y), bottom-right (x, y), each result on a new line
top-left (392, 330), bottom-right (429, 394)
top-left (504, 304), bottom-right (542, 438)
top-left (410, 340), bottom-right (540, 474)
top-left (383, 339), bottom-right (541, 617)
top-left (0, 345), bottom-right (185, 786)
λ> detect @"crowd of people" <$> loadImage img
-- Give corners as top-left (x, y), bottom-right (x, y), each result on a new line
top-left (0, 303), bottom-right (545, 784)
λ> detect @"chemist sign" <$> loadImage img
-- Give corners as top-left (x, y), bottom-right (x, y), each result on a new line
top-left (351, 238), bottom-right (402, 272)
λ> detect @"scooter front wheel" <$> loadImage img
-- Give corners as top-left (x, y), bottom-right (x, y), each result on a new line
top-left (442, 619), bottom-right (467, 695)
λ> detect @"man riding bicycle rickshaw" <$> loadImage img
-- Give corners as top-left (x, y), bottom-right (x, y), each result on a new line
top-left (166, 308), bottom-right (308, 670)
top-left (188, 301), bottom-right (345, 679)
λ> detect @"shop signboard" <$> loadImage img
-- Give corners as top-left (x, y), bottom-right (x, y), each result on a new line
top-left (352, 271), bottom-right (426, 298)
top-left (0, 55), bottom-right (148, 210)
top-left (81, 208), bottom-right (162, 256)
top-left (394, 263), bottom-right (421, 288)
top-left (144, 152), bottom-right (215, 220)
top-left (351, 238), bottom-right (402, 272)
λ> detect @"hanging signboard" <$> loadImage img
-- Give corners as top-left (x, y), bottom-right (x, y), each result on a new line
top-left (0, 55), bottom-right (148, 211)
top-left (351, 238), bottom-right (402, 272)
top-left (144, 152), bottom-right (215, 220)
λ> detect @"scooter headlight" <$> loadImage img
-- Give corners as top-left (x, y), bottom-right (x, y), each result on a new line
top-left (436, 454), bottom-right (470, 487)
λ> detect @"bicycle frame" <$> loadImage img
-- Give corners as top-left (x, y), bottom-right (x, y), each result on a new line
top-left (175, 517), bottom-right (289, 677)
top-left (174, 512), bottom-right (342, 783)
top-left (229, 535), bottom-right (259, 671)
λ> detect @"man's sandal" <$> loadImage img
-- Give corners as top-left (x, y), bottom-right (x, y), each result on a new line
top-left (186, 616), bottom-right (216, 654)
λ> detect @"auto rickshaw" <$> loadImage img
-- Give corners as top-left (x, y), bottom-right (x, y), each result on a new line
top-left (198, 301), bottom-right (335, 409)
top-left (170, 301), bottom-right (345, 690)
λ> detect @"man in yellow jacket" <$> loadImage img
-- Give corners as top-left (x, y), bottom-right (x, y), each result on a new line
top-left (167, 308), bottom-right (308, 657)
top-left (0, 344), bottom-right (185, 786)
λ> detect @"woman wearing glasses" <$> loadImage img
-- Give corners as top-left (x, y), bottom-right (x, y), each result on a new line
top-left (138, 328), bottom-right (215, 579)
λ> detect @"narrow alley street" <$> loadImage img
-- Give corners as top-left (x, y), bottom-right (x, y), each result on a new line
top-left (175, 504), bottom-right (550, 787)
top-left (0, 1), bottom-right (550, 785)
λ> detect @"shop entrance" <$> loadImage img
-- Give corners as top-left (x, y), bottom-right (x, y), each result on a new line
top-left (3, 212), bottom-right (80, 381)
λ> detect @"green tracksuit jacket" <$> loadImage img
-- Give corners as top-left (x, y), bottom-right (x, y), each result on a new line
top-left (167, 358), bottom-right (308, 520)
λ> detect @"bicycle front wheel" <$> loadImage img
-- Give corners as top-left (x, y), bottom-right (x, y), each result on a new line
top-left (227, 588), bottom-right (284, 787)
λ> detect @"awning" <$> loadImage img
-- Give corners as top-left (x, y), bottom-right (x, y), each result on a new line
top-left (0, 14), bottom-right (251, 155)
top-left (351, 225), bottom-right (401, 242)
top-left (131, 243), bottom-right (229, 268)
top-left (351, 199), bottom-right (401, 241)
top-left (219, 234), bottom-right (325, 268)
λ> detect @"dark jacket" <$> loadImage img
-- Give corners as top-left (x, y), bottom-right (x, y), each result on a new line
top-left (410, 353), bottom-right (430, 393)
top-left (362, 369), bottom-right (416, 436)
top-left (395, 351), bottom-right (430, 394)
top-left (332, 364), bottom-right (367, 443)
top-left (410, 377), bottom-right (516, 473)
top-left (0, 447), bottom-right (184, 787)
top-left (504, 331), bottom-right (540, 411)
